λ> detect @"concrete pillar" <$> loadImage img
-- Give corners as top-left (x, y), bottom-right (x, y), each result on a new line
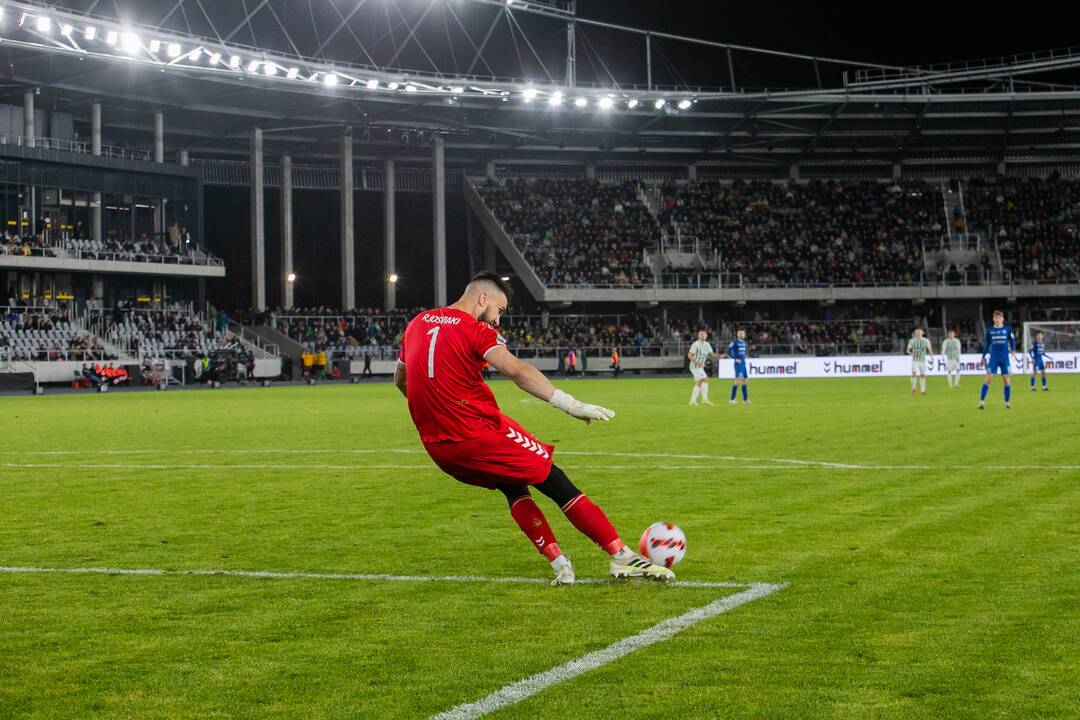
top-left (250, 127), bottom-right (266, 310)
top-left (91, 102), bottom-right (102, 155)
top-left (153, 112), bottom-right (164, 163)
top-left (432, 137), bottom-right (447, 307)
top-left (340, 130), bottom-right (355, 309)
top-left (23, 93), bottom-right (34, 148)
top-left (688, 163), bottom-right (698, 181)
top-left (178, 149), bottom-right (190, 166)
top-left (486, 160), bottom-right (496, 180)
top-left (91, 103), bottom-right (102, 244)
top-left (384, 159), bottom-right (396, 311)
top-left (281, 153), bottom-right (294, 309)
top-left (892, 163), bottom-right (902, 181)
top-left (789, 163), bottom-right (800, 181)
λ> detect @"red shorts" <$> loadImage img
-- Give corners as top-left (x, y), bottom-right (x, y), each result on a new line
top-left (423, 414), bottom-right (555, 490)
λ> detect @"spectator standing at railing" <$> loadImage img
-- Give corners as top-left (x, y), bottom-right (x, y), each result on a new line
top-left (565, 348), bottom-right (578, 376)
top-left (610, 347), bottom-right (621, 378)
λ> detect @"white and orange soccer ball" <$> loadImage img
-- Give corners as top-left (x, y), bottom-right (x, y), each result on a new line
top-left (639, 522), bottom-right (687, 568)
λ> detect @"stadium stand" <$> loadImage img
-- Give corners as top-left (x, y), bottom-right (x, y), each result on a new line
top-left (1, 306), bottom-right (112, 361)
top-left (93, 307), bottom-right (230, 359)
top-left (476, 178), bottom-right (659, 287)
top-left (964, 176), bottom-right (1080, 283)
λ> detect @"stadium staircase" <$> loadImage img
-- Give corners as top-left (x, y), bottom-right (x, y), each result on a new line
top-left (462, 179), bottom-right (550, 298)
top-left (245, 324), bottom-right (303, 379)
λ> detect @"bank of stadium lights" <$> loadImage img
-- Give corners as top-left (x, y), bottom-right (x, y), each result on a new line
top-left (2, 6), bottom-right (703, 110)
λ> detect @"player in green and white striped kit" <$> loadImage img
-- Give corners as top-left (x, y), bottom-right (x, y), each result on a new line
top-left (941, 330), bottom-right (962, 388)
top-left (906, 328), bottom-right (934, 396)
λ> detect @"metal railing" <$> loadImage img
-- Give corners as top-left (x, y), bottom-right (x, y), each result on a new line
top-left (0, 134), bottom-right (153, 162)
top-left (59, 247), bottom-right (225, 267)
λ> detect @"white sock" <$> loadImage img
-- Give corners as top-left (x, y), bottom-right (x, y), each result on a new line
top-left (920, 377), bottom-right (926, 392)
top-left (954, 373), bottom-right (960, 386)
top-left (612, 546), bottom-right (635, 561)
top-left (700, 383), bottom-right (709, 401)
top-left (551, 555), bottom-right (570, 571)
top-left (911, 376), bottom-right (916, 389)
top-left (690, 386), bottom-right (700, 403)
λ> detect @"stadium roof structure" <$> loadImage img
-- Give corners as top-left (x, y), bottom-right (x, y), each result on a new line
top-left (6, 0), bottom-right (1080, 168)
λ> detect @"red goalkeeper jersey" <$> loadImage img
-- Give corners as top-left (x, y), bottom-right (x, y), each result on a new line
top-left (399, 308), bottom-right (507, 443)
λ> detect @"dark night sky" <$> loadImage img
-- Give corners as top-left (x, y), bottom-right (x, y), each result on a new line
top-left (578, 1), bottom-right (1080, 69)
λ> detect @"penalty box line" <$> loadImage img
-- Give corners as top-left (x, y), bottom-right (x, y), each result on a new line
top-left (0, 565), bottom-right (786, 720)
top-left (429, 581), bottom-right (787, 720)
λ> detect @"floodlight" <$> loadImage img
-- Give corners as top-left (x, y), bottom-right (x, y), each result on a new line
top-left (121, 33), bottom-right (140, 54)
top-left (287, 273), bottom-right (296, 283)
top-left (263, 63), bottom-right (278, 76)
top-left (83, 26), bottom-right (97, 40)
top-left (228, 55), bottom-right (242, 69)
top-left (450, 86), bottom-right (464, 94)
top-left (388, 81), bottom-right (399, 90)
top-left (573, 97), bottom-right (588, 108)
top-left (389, 273), bottom-right (399, 283)
top-left (286, 67), bottom-right (299, 79)
top-left (677, 99), bottom-right (692, 110)
top-left (167, 42), bottom-right (181, 58)
top-left (598, 96), bottom-right (614, 110)
top-left (148, 39), bottom-right (161, 53)
top-left (208, 52), bottom-right (222, 65)
top-left (548, 91), bottom-right (563, 106)
top-left (653, 98), bottom-right (666, 109)
top-left (522, 87), bottom-right (537, 102)
top-left (324, 73), bottom-right (339, 87)
top-left (627, 98), bottom-right (639, 109)
top-left (36, 16), bottom-right (51, 33)
top-left (366, 79), bottom-right (379, 89)
top-left (405, 83), bottom-right (417, 93)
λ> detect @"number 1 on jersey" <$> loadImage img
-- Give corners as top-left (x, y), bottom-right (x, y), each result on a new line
top-left (426, 327), bottom-right (440, 378)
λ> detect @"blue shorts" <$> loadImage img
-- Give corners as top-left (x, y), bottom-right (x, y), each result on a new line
top-left (1033, 359), bottom-right (1046, 372)
top-left (733, 362), bottom-right (748, 379)
top-left (986, 357), bottom-right (1010, 376)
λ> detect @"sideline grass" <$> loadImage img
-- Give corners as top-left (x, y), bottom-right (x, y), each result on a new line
top-left (2, 376), bottom-right (1078, 718)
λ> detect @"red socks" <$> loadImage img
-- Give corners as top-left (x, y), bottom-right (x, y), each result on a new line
top-left (561, 494), bottom-right (624, 555)
top-left (509, 496), bottom-right (562, 562)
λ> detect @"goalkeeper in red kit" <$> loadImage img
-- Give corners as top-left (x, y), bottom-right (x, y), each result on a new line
top-left (395, 272), bottom-right (674, 585)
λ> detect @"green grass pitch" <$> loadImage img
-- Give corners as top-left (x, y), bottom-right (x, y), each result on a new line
top-left (1, 375), bottom-right (1078, 719)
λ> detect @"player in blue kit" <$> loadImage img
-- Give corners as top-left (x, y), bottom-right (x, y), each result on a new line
top-left (979, 310), bottom-right (1022, 410)
top-left (1029, 331), bottom-right (1052, 391)
top-left (724, 329), bottom-right (750, 404)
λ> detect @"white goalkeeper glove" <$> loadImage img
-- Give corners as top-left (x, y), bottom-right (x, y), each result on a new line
top-left (548, 389), bottom-right (615, 424)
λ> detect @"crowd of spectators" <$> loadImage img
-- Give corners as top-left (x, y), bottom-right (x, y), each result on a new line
top-left (964, 176), bottom-right (1080, 283)
top-left (477, 178), bottom-right (658, 286)
top-left (658, 180), bottom-right (930, 286)
top-left (265, 307), bottom-right (419, 359)
top-left (0, 232), bottom-right (50, 257)
top-left (1, 304), bottom-right (111, 361)
top-left (96, 305), bottom-right (226, 358)
top-left (257, 305), bottom-right (982, 359)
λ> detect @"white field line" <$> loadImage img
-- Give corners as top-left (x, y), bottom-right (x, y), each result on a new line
top-left (4, 460), bottom-right (1080, 472)
top-left (0, 564), bottom-right (752, 589)
top-left (1, 447), bottom-right (1078, 471)
top-left (429, 582), bottom-right (787, 720)
top-left (2, 462), bottom-right (924, 471)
